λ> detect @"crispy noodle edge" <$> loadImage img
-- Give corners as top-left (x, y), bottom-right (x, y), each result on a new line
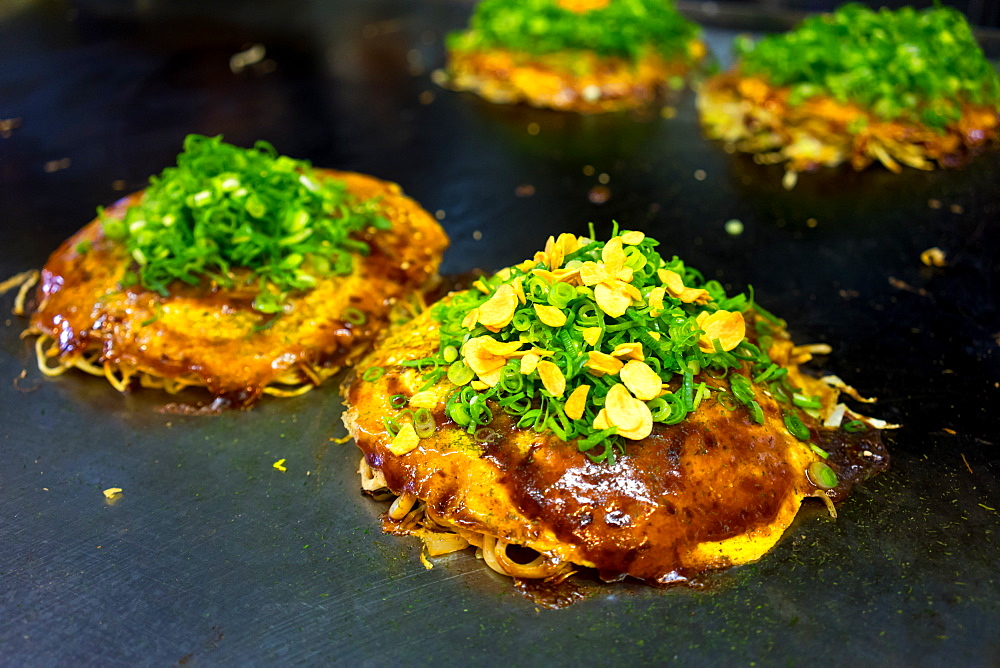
top-left (28, 332), bottom-right (324, 399)
top-left (358, 456), bottom-right (575, 581)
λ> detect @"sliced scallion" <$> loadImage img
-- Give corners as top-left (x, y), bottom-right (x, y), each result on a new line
top-left (784, 413), bottom-right (811, 441)
top-left (842, 419), bottom-right (868, 433)
top-left (807, 461), bottom-right (838, 490)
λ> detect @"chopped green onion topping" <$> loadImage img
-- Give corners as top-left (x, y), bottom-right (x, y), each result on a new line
top-left (842, 419), bottom-right (868, 433)
top-left (728, 373), bottom-right (755, 404)
top-left (736, 3), bottom-right (1000, 127)
top-left (342, 306), bottom-right (367, 326)
top-left (808, 461), bottom-right (838, 490)
top-left (413, 408), bottom-right (437, 438)
top-left (396, 228), bottom-right (814, 462)
top-left (717, 391), bottom-right (738, 411)
top-left (447, 361), bottom-right (475, 387)
top-left (102, 134), bottom-right (390, 307)
top-left (448, 0), bottom-right (700, 62)
top-left (383, 415), bottom-right (401, 439)
top-left (474, 427), bottom-right (501, 444)
top-left (784, 413), bottom-right (811, 441)
top-left (808, 443), bottom-right (830, 460)
top-left (792, 393), bottom-right (823, 410)
top-left (361, 366), bottom-right (385, 382)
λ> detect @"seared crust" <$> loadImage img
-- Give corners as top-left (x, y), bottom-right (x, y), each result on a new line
top-left (342, 298), bottom-right (884, 583)
top-left (698, 71), bottom-right (1000, 183)
top-left (30, 170), bottom-right (448, 407)
top-left (444, 42), bottom-right (704, 113)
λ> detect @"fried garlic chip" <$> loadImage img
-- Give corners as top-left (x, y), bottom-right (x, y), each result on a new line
top-left (696, 310), bottom-right (746, 353)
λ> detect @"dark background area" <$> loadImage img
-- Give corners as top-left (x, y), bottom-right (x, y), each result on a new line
top-left (1, 0), bottom-right (998, 664)
top-left (56, 0), bottom-right (1000, 27)
top-left (719, 0), bottom-right (999, 27)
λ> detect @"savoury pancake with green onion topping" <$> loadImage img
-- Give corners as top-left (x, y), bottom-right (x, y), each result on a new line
top-left (440, 0), bottom-right (705, 113)
top-left (27, 135), bottom-right (448, 408)
top-left (698, 4), bottom-right (1000, 188)
top-left (342, 230), bottom-right (889, 597)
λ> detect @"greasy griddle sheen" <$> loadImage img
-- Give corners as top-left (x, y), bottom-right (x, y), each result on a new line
top-left (343, 299), bottom-right (886, 585)
top-left (30, 170), bottom-right (448, 407)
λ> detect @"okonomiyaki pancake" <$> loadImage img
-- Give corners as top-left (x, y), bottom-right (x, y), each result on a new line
top-left (28, 135), bottom-right (448, 408)
top-left (698, 4), bottom-right (1000, 188)
top-left (342, 230), bottom-right (888, 592)
top-left (441, 0), bottom-right (705, 113)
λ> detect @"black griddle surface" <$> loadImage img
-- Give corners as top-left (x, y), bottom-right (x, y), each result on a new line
top-left (1, 2), bottom-right (998, 664)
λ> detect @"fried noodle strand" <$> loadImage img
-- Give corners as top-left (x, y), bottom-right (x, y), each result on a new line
top-left (29, 333), bottom-right (320, 399)
top-left (363, 458), bottom-right (574, 581)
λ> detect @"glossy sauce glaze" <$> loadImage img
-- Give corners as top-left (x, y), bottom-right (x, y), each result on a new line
top-left (343, 301), bottom-right (888, 584)
top-left (30, 170), bottom-right (448, 407)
